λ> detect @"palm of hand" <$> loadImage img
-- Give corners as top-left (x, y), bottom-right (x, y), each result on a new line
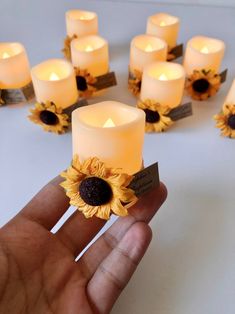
top-left (0, 177), bottom-right (166, 314)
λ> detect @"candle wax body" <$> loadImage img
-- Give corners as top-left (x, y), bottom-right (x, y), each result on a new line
top-left (146, 13), bottom-right (180, 49)
top-left (183, 36), bottom-right (225, 75)
top-left (72, 101), bottom-right (145, 175)
top-left (130, 34), bottom-right (167, 73)
top-left (66, 10), bottom-right (98, 38)
top-left (140, 61), bottom-right (185, 108)
top-left (0, 42), bottom-right (31, 89)
top-left (223, 79), bottom-right (235, 110)
top-left (71, 35), bottom-right (109, 77)
top-left (31, 59), bottom-right (78, 109)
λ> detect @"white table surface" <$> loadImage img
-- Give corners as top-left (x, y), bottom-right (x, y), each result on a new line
top-left (0, 1), bottom-right (235, 313)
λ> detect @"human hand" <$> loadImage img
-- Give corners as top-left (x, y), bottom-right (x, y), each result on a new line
top-left (0, 176), bottom-right (167, 314)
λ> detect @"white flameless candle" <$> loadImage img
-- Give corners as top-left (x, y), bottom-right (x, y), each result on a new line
top-left (183, 36), bottom-right (225, 75)
top-left (71, 35), bottom-right (109, 77)
top-left (146, 13), bottom-right (180, 49)
top-left (31, 59), bottom-right (78, 109)
top-left (140, 61), bottom-right (185, 108)
top-left (223, 79), bottom-right (235, 110)
top-left (129, 34), bottom-right (167, 72)
top-left (72, 101), bottom-right (145, 174)
top-left (66, 10), bottom-right (98, 38)
top-left (0, 42), bottom-right (31, 89)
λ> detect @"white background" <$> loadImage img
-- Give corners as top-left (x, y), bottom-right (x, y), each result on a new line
top-left (114, 0), bottom-right (235, 8)
top-left (0, 1), bottom-right (235, 314)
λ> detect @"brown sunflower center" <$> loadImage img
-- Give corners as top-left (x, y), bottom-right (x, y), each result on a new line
top-left (39, 110), bottom-right (59, 125)
top-left (144, 109), bottom-right (160, 123)
top-left (227, 114), bottom-right (235, 130)
top-left (79, 177), bottom-right (113, 206)
top-left (192, 78), bottom-right (210, 94)
top-left (76, 76), bottom-right (88, 91)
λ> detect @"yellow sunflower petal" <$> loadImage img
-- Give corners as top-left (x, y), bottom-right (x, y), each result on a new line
top-left (111, 199), bottom-right (129, 217)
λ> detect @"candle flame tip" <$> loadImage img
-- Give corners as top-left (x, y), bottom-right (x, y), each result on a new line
top-left (160, 21), bottom-right (166, 26)
top-left (145, 44), bottom-right (153, 52)
top-left (103, 118), bottom-right (115, 128)
top-left (201, 46), bottom-right (209, 54)
top-left (85, 45), bottom-right (94, 52)
top-left (159, 73), bottom-right (168, 81)
top-left (2, 52), bottom-right (10, 59)
top-left (49, 72), bottom-right (60, 81)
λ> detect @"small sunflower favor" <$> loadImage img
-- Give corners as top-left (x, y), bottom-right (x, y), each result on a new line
top-left (62, 34), bottom-right (77, 60)
top-left (138, 99), bottom-right (173, 132)
top-left (28, 101), bottom-right (70, 134)
top-left (128, 68), bottom-right (142, 96)
top-left (214, 103), bottom-right (235, 139)
top-left (60, 155), bottom-right (138, 220)
top-left (75, 68), bottom-right (97, 98)
top-left (186, 69), bottom-right (221, 101)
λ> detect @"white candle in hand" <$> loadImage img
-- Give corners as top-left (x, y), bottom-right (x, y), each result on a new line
top-left (140, 61), bottom-right (185, 108)
top-left (0, 42), bottom-right (31, 89)
top-left (146, 13), bottom-right (180, 49)
top-left (72, 101), bottom-right (145, 174)
top-left (71, 35), bottom-right (109, 77)
top-left (66, 10), bottom-right (98, 38)
top-left (183, 36), bottom-right (225, 75)
top-left (31, 59), bottom-right (78, 109)
top-left (129, 34), bottom-right (167, 73)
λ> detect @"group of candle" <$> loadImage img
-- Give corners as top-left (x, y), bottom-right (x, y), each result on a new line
top-left (0, 9), bottom-right (234, 140)
top-left (129, 12), bottom-right (226, 109)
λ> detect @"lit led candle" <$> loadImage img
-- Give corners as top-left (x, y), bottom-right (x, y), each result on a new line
top-left (129, 34), bottom-right (167, 73)
top-left (66, 10), bottom-right (98, 37)
top-left (71, 35), bottom-right (109, 76)
top-left (0, 42), bottom-right (31, 89)
top-left (183, 36), bottom-right (225, 75)
top-left (72, 101), bottom-right (145, 174)
top-left (140, 61), bottom-right (185, 108)
top-left (31, 59), bottom-right (78, 109)
top-left (146, 13), bottom-right (180, 49)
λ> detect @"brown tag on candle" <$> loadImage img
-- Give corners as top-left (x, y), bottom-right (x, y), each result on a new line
top-left (220, 69), bottom-right (228, 84)
top-left (168, 43), bottom-right (183, 61)
top-left (168, 102), bottom-right (193, 121)
top-left (129, 163), bottom-right (159, 197)
top-left (63, 99), bottom-right (89, 119)
top-left (1, 81), bottom-right (35, 104)
top-left (92, 72), bottom-right (117, 90)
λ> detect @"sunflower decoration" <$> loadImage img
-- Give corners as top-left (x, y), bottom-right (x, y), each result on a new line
top-left (62, 34), bottom-right (77, 60)
top-left (75, 67), bottom-right (97, 98)
top-left (186, 69), bottom-right (221, 101)
top-left (214, 103), bottom-right (235, 139)
top-left (128, 68), bottom-right (142, 96)
top-left (28, 101), bottom-right (69, 134)
top-left (138, 99), bottom-right (173, 133)
top-left (61, 155), bottom-right (137, 220)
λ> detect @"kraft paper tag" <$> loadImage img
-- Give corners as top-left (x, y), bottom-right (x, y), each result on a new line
top-left (168, 43), bottom-right (183, 60)
top-left (168, 102), bottom-right (193, 122)
top-left (63, 99), bottom-right (88, 119)
top-left (129, 163), bottom-right (159, 197)
top-left (220, 69), bottom-right (228, 84)
top-left (92, 72), bottom-right (117, 90)
top-left (1, 81), bottom-right (35, 104)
